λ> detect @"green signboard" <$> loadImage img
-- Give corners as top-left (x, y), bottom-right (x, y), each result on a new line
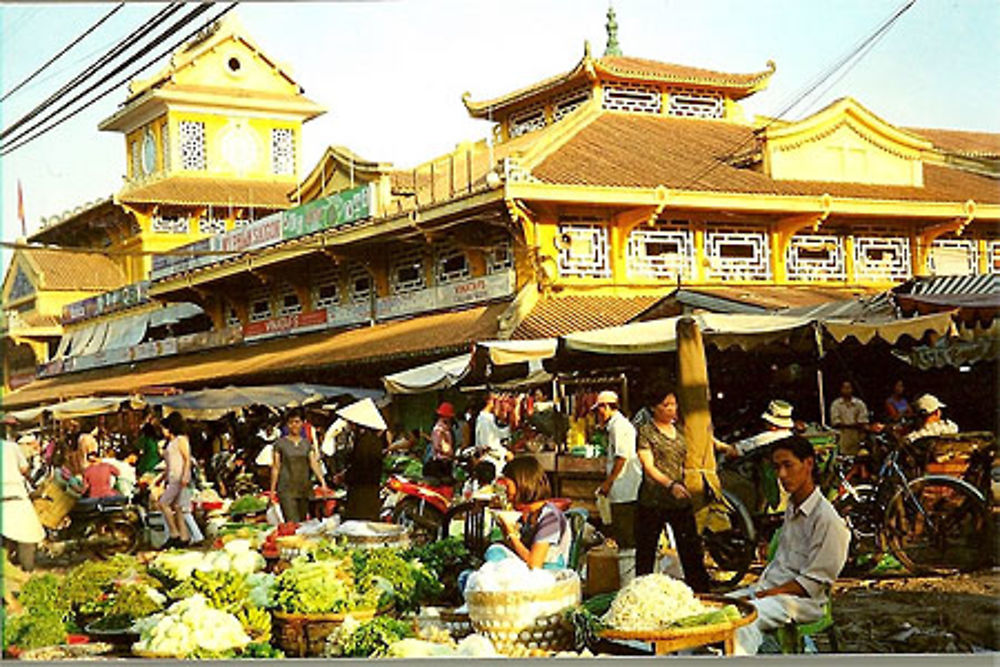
top-left (282, 184), bottom-right (373, 241)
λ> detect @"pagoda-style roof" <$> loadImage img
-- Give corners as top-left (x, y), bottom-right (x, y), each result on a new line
top-left (17, 247), bottom-right (126, 292)
top-left (116, 176), bottom-right (293, 209)
top-left (906, 127), bottom-right (1000, 158)
top-left (463, 51), bottom-right (775, 118)
top-left (295, 146), bottom-right (394, 202)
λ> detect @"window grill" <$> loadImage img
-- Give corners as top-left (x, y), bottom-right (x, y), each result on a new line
top-left (271, 128), bottom-right (295, 175)
top-left (248, 286), bottom-right (272, 322)
top-left (705, 230), bottom-right (771, 280)
top-left (151, 216), bottom-right (190, 234)
top-left (225, 302), bottom-right (241, 328)
top-left (557, 223), bottom-right (611, 278)
top-left (990, 241), bottom-right (1000, 274)
top-left (348, 264), bottom-right (373, 304)
top-left (199, 217), bottom-right (227, 235)
top-left (509, 105), bottom-right (546, 138)
top-left (276, 285), bottom-right (302, 316)
top-left (553, 87), bottom-right (590, 122)
top-left (786, 235), bottom-right (846, 281)
top-left (929, 239), bottom-right (978, 275)
top-left (853, 236), bottom-right (911, 282)
top-left (161, 122), bottom-right (169, 171)
top-left (233, 218), bottom-right (252, 229)
top-left (602, 83), bottom-right (661, 114)
top-left (486, 234), bottom-right (514, 274)
top-left (390, 248), bottom-right (427, 294)
top-left (179, 121), bottom-right (206, 171)
top-left (311, 265), bottom-right (340, 309)
top-left (626, 227), bottom-right (694, 280)
top-left (667, 90), bottom-right (724, 118)
top-left (435, 242), bottom-right (470, 285)
top-left (131, 140), bottom-right (142, 179)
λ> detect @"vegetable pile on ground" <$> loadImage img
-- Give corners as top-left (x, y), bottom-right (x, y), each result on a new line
top-left (131, 595), bottom-right (254, 658)
top-left (401, 537), bottom-right (471, 606)
top-left (352, 548), bottom-right (442, 614)
top-left (273, 554), bottom-right (379, 615)
top-left (601, 574), bottom-right (740, 631)
top-left (228, 494), bottom-right (269, 516)
top-left (149, 540), bottom-right (265, 581)
top-left (324, 615), bottom-right (415, 657)
top-left (2, 573), bottom-right (71, 652)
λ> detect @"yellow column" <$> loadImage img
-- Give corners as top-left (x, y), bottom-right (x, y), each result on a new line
top-left (770, 226), bottom-right (787, 283)
top-left (692, 222), bottom-right (706, 283)
top-left (610, 223), bottom-right (627, 285)
top-left (844, 236), bottom-right (857, 285)
top-left (978, 239), bottom-right (989, 274)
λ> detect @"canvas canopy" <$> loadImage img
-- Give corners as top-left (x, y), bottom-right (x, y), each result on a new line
top-left (9, 395), bottom-right (138, 423)
top-left (145, 384), bottom-right (382, 420)
top-left (561, 313), bottom-right (815, 356)
top-left (476, 338), bottom-right (558, 366)
top-left (821, 310), bottom-right (956, 345)
top-left (382, 354), bottom-right (471, 394)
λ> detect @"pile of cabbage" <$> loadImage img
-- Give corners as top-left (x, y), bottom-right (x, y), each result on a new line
top-left (150, 540), bottom-right (265, 580)
top-left (132, 595), bottom-right (251, 657)
top-left (601, 574), bottom-right (708, 631)
top-left (464, 558), bottom-right (559, 594)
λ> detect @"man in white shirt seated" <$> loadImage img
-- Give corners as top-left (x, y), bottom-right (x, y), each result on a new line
top-left (829, 380), bottom-right (869, 456)
top-left (717, 400), bottom-right (796, 460)
top-left (475, 394), bottom-right (511, 475)
top-left (727, 435), bottom-right (851, 654)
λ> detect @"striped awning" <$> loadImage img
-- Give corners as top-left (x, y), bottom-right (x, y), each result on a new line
top-left (903, 274), bottom-right (999, 296)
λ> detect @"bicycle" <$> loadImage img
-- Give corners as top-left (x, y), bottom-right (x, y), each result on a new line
top-left (831, 433), bottom-right (992, 574)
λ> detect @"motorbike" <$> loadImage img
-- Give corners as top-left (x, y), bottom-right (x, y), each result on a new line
top-left (35, 495), bottom-right (146, 561)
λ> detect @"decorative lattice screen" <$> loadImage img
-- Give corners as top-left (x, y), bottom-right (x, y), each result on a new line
top-left (928, 239), bottom-right (978, 275)
top-left (626, 227), bottom-right (694, 280)
top-left (390, 248), bottom-right (426, 294)
top-left (271, 128), bottom-right (295, 175)
top-left (131, 140), bottom-right (142, 179)
top-left (667, 90), bottom-right (723, 118)
top-left (248, 285), bottom-right (272, 322)
top-left (161, 123), bottom-right (170, 171)
top-left (509, 105), bottom-right (546, 138)
top-left (487, 234), bottom-right (514, 274)
top-left (199, 217), bottom-right (227, 235)
top-left (602, 83), bottom-right (661, 114)
top-left (553, 88), bottom-right (590, 122)
top-left (557, 223), bottom-right (611, 278)
top-left (348, 264), bottom-right (373, 304)
top-left (786, 234), bottom-right (846, 281)
top-left (275, 283), bottom-right (302, 316)
top-left (179, 121), bottom-right (206, 171)
top-left (311, 265), bottom-right (340, 309)
top-left (705, 229), bottom-right (771, 280)
top-left (152, 216), bottom-right (190, 234)
top-left (435, 241), bottom-right (470, 285)
top-left (853, 236), bottom-right (911, 282)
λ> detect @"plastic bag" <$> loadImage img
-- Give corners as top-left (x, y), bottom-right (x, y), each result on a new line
top-left (595, 490), bottom-right (612, 525)
top-left (266, 502), bottom-right (284, 526)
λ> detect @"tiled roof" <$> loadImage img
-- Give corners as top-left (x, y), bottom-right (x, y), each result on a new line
top-left (511, 293), bottom-right (668, 340)
top-left (907, 127), bottom-right (1000, 158)
top-left (675, 286), bottom-right (882, 313)
top-left (117, 177), bottom-right (293, 208)
top-left (532, 113), bottom-right (1000, 204)
top-left (3, 303), bottom-right (507, 408)
top-left (23, 248), bottom-right (126, 291)
top-left (595, 56), bottom-right (774, 92)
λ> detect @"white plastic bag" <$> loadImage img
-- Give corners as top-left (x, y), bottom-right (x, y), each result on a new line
top-left (266, 502), bottom-right (284, 526)
top-left (183, 512), bottom-right (205, 544)
top-left (595, 490), bottom-right (613, 525)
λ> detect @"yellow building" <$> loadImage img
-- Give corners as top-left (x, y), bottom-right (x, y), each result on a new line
top-left (5, 18), bottom-right (999, 408)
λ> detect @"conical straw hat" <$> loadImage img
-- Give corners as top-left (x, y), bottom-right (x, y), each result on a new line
top-left (337, 398), bottom-right (387, 431)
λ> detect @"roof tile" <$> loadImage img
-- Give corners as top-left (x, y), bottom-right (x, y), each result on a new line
top-left (511, 293), bottom-right (668, 339)
top-left (117, 177), bottom-right (293, 208)
top-left (24, 248), bottom-right (126, 291)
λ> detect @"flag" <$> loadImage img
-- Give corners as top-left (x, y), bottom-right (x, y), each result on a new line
top-left (17, 179), bottom-right (26, 236)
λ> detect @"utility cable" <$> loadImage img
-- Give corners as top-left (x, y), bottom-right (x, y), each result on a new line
top-left (0, 2), bottom-right (183, 142)
top-left (1, 3), bottom-right (224, 155)
top-left (1, 3), bottom-right (125, 103)
top-left (679, 0), bottom-right (917, 190)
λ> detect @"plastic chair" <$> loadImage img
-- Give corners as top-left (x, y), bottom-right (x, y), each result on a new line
top-left (766, 530), bottom-right (838, 654)
top-left (565, 507), bottom-right (590, 572)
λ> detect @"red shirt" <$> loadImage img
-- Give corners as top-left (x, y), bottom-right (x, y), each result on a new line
top-left (83, 461), bottom-right (119, 498)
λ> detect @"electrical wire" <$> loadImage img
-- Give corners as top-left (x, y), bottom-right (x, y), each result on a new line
top-left (1, 3), bottom-right (232, 155)
top-left (1, 3), bottom-right (125, 103)
top-left (678, 0), bottom-right (917, 190)
top-left (0, 3), bottom-right (183, 142)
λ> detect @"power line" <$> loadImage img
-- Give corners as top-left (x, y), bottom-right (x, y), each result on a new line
top-left (0, 3), bottom-right (183, 142)
top-left (1, 3), bottom-right (229, 155)
top-left (679, 0), bottom-right (917, 190)
top-left (1, 3), bottom-right (125, 103)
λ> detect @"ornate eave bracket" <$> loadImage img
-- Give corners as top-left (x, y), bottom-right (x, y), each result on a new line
top-left (914, 199), bottom-right (977, 275)
top-left (772, 194), bottom-right (832, 281)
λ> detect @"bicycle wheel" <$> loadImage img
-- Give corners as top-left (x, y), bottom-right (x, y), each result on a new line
top-left (884, 476), bottom-right (991, 574)
top-left (832, 483), bottom-right (880, 569)
top-left (701, 491), bottom-right (755, 591)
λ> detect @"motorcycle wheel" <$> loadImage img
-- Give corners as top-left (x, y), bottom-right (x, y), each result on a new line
top-left (391, 497), bottom-right (444, 546)
top-left (701, 491), bottom-right (755, 591)
top-left (95, 519), bottom-right (140, 558)
top-left (831, 483), bottom-right (880, 572)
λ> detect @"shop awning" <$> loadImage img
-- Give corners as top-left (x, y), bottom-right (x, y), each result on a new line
top-left (821, 310), bottom-right (956, 344)
top-left (892, 336), bottom-right (1000, 370)
top-left (477, 338), bottom-right (558, 366)
top-left (9, 395), bottom-right (138, 423)
top-left (561, 313), bottom-right (814, 355)
top-left (3, 302), bottom-right (508, 409)
top-left (383, 354), bottom-right (472, 394)
top-left (145, 383), bottom-right (383, 420)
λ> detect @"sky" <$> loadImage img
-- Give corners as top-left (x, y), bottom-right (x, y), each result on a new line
top-left (1, 0), bottom-right (999, 271)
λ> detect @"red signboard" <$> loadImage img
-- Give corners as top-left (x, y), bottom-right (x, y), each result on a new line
top-left (242, 309), bottom-right (329, 340)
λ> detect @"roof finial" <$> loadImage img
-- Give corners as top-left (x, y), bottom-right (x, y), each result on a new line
top-left (604, 4), bottom-right (621, 57)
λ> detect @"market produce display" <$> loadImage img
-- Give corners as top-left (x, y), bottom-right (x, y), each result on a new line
top-left (150, 540), bottom-right (265, 581)
top-left (273, 556), bottom-right (379, 614)
top-left (384, 633), bottom-right (500, 658)
top-left (601, 574), bottom-right (710, 631)
top-left (324, 615), bottom-right (414, 657)
top-left (131, 595), bottom-right (252, 658)
top-left (228, 494), bottom-right (269, 516)
top-left (352, 547), bottom-right (442, 614)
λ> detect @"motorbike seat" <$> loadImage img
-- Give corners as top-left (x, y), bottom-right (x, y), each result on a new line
top-left (73, 495), bottom-right (128, 514)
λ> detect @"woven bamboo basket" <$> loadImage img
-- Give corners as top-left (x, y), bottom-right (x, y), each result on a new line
top-left (272, 604), bottom-right (390, 657)
top-left (416, 606), bottom-right (474, 640)
top-left (466, 570), bottom-right (581, 655)
top-left (33, 476), bottom-right (80, 529)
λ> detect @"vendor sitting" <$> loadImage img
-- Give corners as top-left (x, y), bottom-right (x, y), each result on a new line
top-left (904, 394), bottom-right (959, 444)
top-left (82, 450), bottom-right (122, 500)
top-left (491, 456), bottom-right (572, 571)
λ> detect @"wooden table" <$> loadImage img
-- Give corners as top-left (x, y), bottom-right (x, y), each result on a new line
top-left (600, 595), bottom-right (757, 656)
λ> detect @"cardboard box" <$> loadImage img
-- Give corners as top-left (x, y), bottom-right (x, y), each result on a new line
top-left (585, 544), bottom-right (620, 596)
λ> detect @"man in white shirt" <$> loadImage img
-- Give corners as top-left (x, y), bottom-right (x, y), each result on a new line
top-left (475, 394), bottom-right (511, 475)
top-left (905, 394), bottom-right (959, 444)
top-left (728, 435), bottom-right (851, 654)
top-left (594, 390), bottom-right (643, 583)
top-left (718, 400), bottom-right (795, 459)
top-left (829, 380), bottom-right (869, 456)
top-left (2, 427), bottom-right (46, 571)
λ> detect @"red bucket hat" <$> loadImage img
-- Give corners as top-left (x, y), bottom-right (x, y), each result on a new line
top-left (436, 402), bottom-right (455, 419)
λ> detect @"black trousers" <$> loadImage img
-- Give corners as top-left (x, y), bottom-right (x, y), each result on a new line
top-left (635, 502), bottom-right (711, 592)
top-left (279, 495), bottom-right (309, 524)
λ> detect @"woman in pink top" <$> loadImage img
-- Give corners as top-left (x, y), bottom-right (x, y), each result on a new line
top-left (157, 412), bottom-right (191, 548)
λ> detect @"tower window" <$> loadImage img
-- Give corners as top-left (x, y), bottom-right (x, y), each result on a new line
top-left (227, 57), bottom-right (241, 73)
top-left (179, 121), bottom-right (206, 171)
top-left (271, 128), bottom-right (295, 175)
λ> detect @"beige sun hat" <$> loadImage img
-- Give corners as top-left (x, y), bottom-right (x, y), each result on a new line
top-left (914, 394), bottom-right (945, 414)
top-left (591, 390), bottom-right (620, 409)
top-left (337, 398), bottom-right (388, 432)
top-left (762, 399), bottom-right (794, 429)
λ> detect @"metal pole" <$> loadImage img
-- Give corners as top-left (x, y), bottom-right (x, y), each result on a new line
top-left (817, 368), bottom-right (827, 427)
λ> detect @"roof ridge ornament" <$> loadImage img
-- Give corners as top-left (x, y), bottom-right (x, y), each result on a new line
top-left (604, 5), bottom-right (622, 57)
